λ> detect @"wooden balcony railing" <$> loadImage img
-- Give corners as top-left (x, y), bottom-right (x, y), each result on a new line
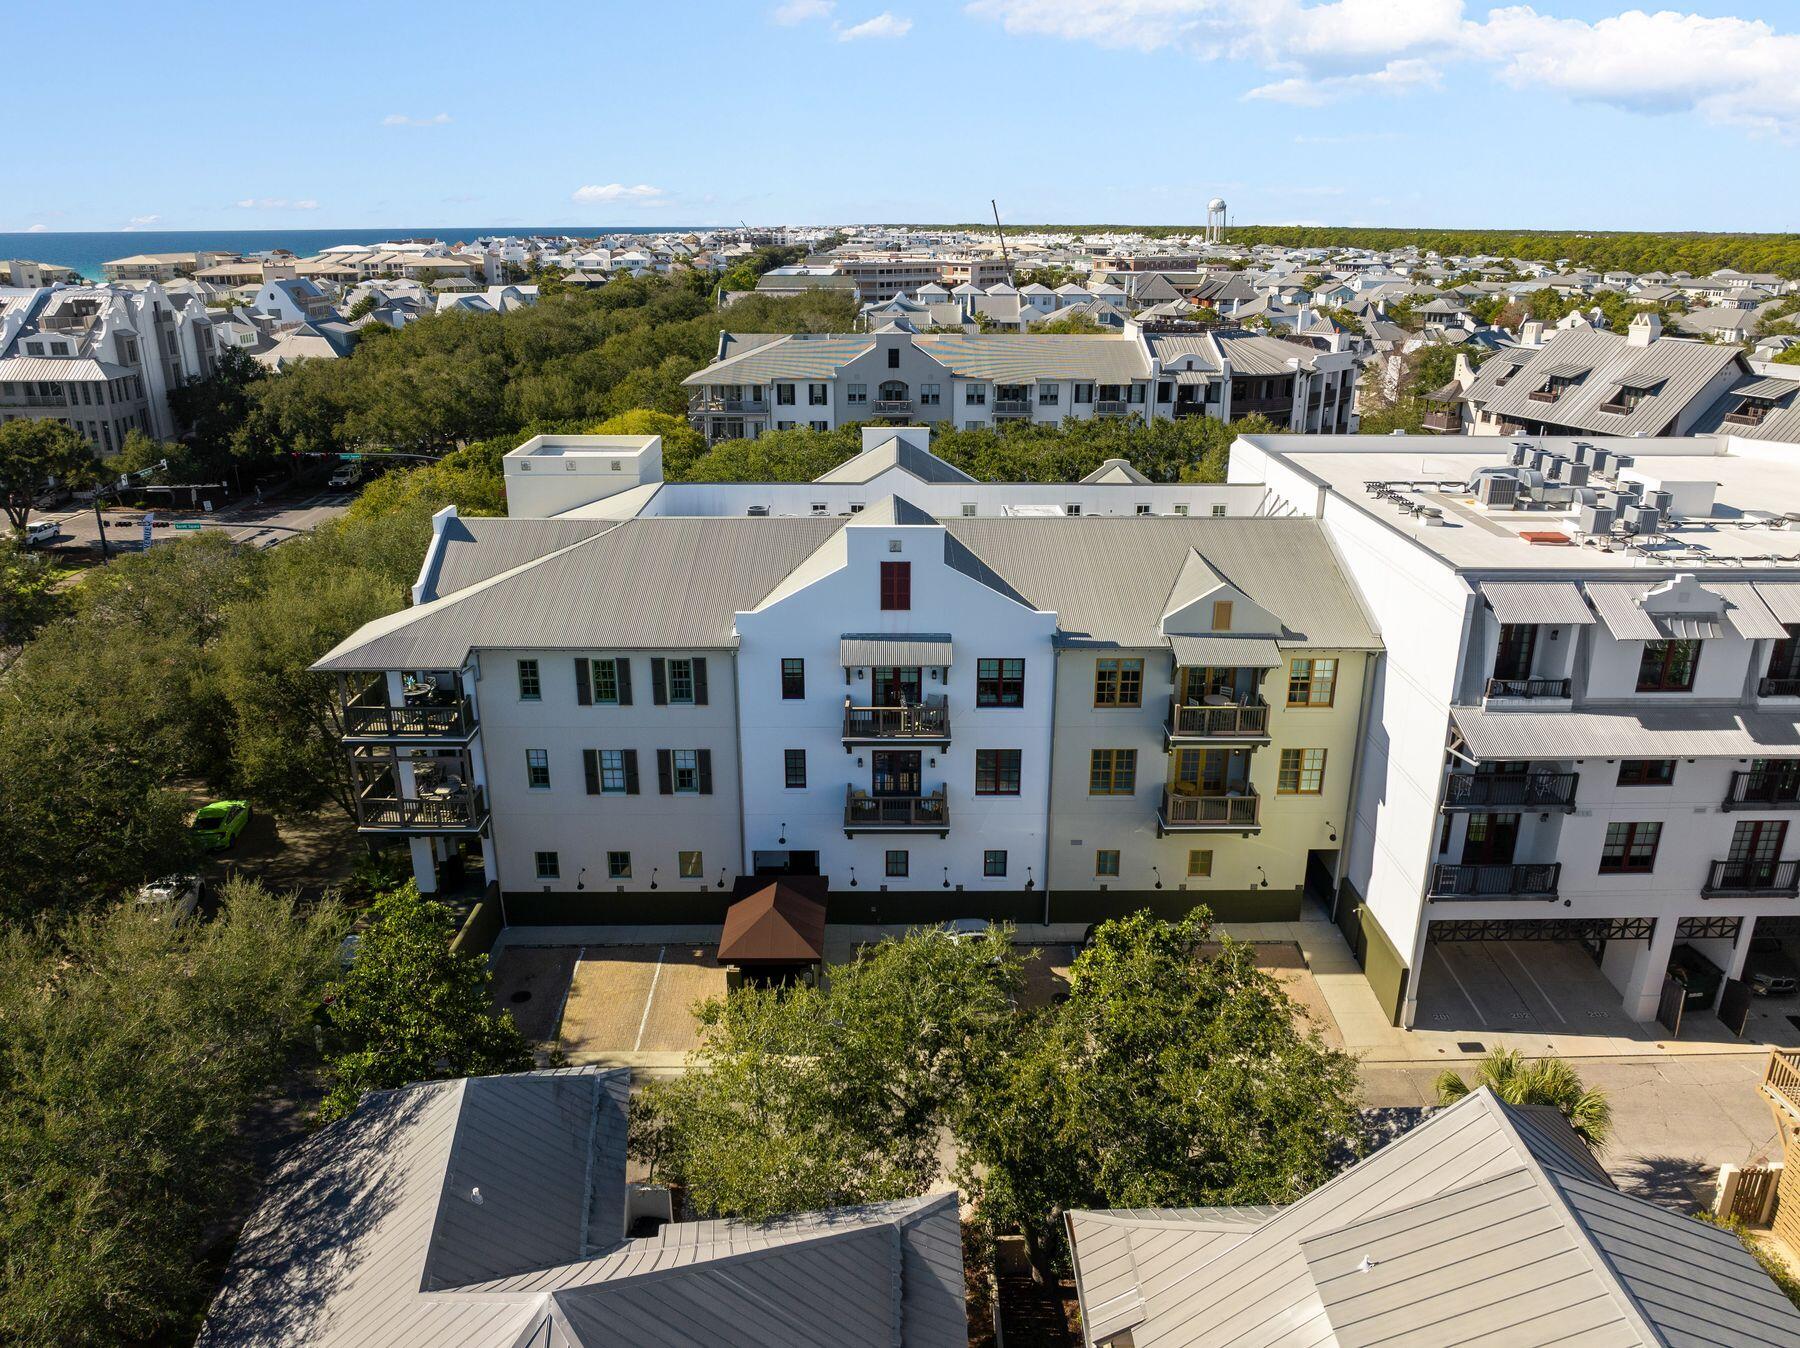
top-left (1423, 408), bottom-right (1461, 432)
top-left (842, 697), bottom-right (950, 741)
top-left (1159, 786), bottom-right (1260, 830)
top-left (1723, 770), bottom-right (1800, 811)
top-left (343, 691), bottom-right (476, 738)
top-left (1703, 858), bottom-right (1800, 897)
top-left (1166, 697), bottom-right (1270, 740)
top-left (1762, 1050), bottom-right (1800, 1123)
top-left (1442, 770), bottom-right (1579, 812)
top-left (1429, 862), bottom-right (1561, 899)
top-left (356, 784), bottom-right (487, 832)
top-left (843, 786), bottom-right (949, 832)
top-left (1484, 676), bottom-right (1571, 700)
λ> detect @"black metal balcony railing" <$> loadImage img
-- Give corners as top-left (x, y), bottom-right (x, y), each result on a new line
top-left (1094, 400), bottom-right (1131, 415)
top-left (343, 692), bottom-right (476, 739)
top-left (1430, 862), bottom-right (1562, 899)
top-left (357, 784), bottom-right (488, 832)
top-left (1724, 770), bottom-right (1800, 811)
top-left (843, 786), bottom-right (949, 832)
top-left (1441, 770), bottom-right (1579, 812)
top-left (842, 697), bottom-right (950, 741)
top-left (694, 396), bottom-right (767, 414)
top-left (1484, 676), bottom-right (1572, 700)
top-left (1760, 676), bottom-right (1800, 698)
top-left (994, 398), bottom-right (1032, 414)
top-left (1704, 859), bottom-right (1800, 897)
top-left (1159, 786), bottom-right (1261, 830)
top-left (872, 399), bottom-right (912, 414)
top-left (1166, 697), bottom-right (1271, 740)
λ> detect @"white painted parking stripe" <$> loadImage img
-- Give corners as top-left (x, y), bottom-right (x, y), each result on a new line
top-left (550, 945), bottom-right (584, 1050)
top-left (633, 945), bottom-right (666, 1051)
top-left (1428, 942), bottom-right (1488, 1026)
top-left (1501, 942), bottom-right (1567, 1025)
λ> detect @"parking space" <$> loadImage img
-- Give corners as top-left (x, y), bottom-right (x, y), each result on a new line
top-left (555, 943), bottom-right (728, 1062)
top-left (1417, 940), bottom-right (1646, 1039)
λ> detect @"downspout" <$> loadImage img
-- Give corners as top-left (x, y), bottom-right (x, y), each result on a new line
top-left (1333, 648), bottom-right (1380, 924)
top-left (1042, 646), bottom-right (1062, 925)
top-left (730, 650), bottom-right (748, 885)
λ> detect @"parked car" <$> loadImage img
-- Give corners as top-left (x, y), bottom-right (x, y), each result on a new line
top-left (23, 519), bottom-right (60, 548)
top-left (1745, 936), bottom-right (1800, 997)
top-left (191, 800), bottom-right (251, 851)
top-left (328, 463), bottom-right (363, 489)
top-left (136, 875), bottom-right (203, 924)
top-left (1668, 943), bottom-right (1725, 1009)
top-left (940, 918), bottom-right (993, 942)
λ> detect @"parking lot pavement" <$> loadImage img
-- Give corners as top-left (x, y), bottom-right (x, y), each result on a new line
top-left (28, 484), bottom-right (355, 559)
top-left (555, 943), bottom-right (727, 1066)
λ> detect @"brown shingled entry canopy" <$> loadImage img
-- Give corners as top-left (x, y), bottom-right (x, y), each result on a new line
top-left (717, 877), bottom-right (827, 967)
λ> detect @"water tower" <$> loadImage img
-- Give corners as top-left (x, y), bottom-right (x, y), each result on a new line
top-left (1206, 198), bottom-right (1227, 246)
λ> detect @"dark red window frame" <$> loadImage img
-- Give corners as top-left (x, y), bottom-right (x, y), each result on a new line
top-left (880, 560), bottom-right (911, 611)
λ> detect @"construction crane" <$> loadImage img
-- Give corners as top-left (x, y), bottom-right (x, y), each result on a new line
top-left (991, 199), bottom-right (1012, 283)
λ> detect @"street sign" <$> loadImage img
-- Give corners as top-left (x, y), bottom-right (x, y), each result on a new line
top-left (173, 522), bottom-right (204, 531)
top-left (339, 453), bottom-right (362, 461)
top-left (141, 513), bottom-right (155, 548)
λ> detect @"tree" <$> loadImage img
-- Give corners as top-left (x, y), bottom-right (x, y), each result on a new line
top-left (0, 879), bottom-right (343, 1347)
top-left (1774, 345), bottom-right (1800, 367)
top-left (0, 535), bottom-right (65, 647)
top-left (345, 292), bottom-right (379, 321)
top-left (1436, 1049), bottom-right (1612, 1149)
top-left (958, 911), bottom-right (1361, 1279)
top-left (0, 419), bottom-right (97, 532)
top-left (318, 883), bottom-right (532, 1121)
top-left (1031, 311), bottom-right (1109, 334)
top-left (169, 345), bottom-right (266, 480)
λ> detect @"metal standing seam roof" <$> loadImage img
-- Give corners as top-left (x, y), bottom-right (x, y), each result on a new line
top-left (680, 334), bottom-right (877, 386)
top-left (421, 517), bottom-right (623, 602)
top-left (1754, 582), bottom-right (1800, 624)
top-left (814, 440), bottom-right (978, 486)
top-left (1065, 1088), bottom-right (1800, 1348)
top-left (1691, 376), bottom-right (1800, 444)
top-left (1480, 581), bottom-right (1596, 626)
top-left (1166, 635), bottom-right (1283, 667)
top-left (840, 633), bottom-right (954, 666)
top-left (1451, 704), bottom-right (1800, 761)
top-left (1473, 327), bottom-right (1743, 435)
top-left (1584, 583), bottom-right (1722, 641)
top-left (914, 333), bottom-right (1151, 382)
top-left (1706, 582), bottom-right (1790, 639)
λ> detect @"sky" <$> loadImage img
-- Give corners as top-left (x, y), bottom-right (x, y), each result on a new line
top-left (8, 0), bottom-right (1800, 233)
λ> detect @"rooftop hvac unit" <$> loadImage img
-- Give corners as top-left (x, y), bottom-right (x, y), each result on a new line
top-left (1589, 449), bottom-right (1612, 477)
top-left (1613, 454), bottom-right (1635, 473)
top-left (1579, 504), bottom-right (1615, 535)
top-left (1545, 456), bottom-right (1566, 481)
top-left (1511, 444), bottom-right (1531, 466)
top-left (1623, 504), bottom-right (1661, 535)
top-left (1565, 462), bottom-right (1590, 487)
top-left (746, 504), bottom-right (770, 516)
top-left (1529, 450), bottom-right (1550, 471)
top-left (1476, 474), bottom-right (1518, 508)
top-left (1571, 442), bottom-right (1593, 464)
top-left (1650, 490), bottom-right (1675, 514)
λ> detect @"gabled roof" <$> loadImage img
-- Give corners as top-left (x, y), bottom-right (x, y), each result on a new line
top-left (1470, 327), bottom-right (1742, 435)
top-left (1079, 457), bottom-right (1152, 485)
top-left (1067, 1088), bottom-right (1800, 1347)
top-left (814, 439), bottom-right (978, 486)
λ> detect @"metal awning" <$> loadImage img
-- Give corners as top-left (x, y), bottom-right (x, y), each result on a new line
top-left (1732, 377), bottom-right (1800, 401)
top-left (1452, 705), bottom-right (1800, 761)
top-left (1540, 362), bottom-right (1589, 380)
top-left (1167, 634), bottom-right (1283, 668)
top-left (1585, 583), bottom-right (1722, 641)
top-left (840, 633), bottom-right (953, 667)
top-left (1172, 369), bottom-right (1211, 385)
top-left (1710, 582), bottom-right (1790, 639)
top-left (1481, 581), bottom-right (1595, 626)
top-left (1755, 582), bottom-right (1800, 625)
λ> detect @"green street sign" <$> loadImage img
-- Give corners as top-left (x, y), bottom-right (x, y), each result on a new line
top-left (339, 452), bottom-right (362, 461)
top-left (172, 522), bottom-right (204, 531)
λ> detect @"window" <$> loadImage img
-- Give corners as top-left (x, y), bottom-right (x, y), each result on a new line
top-left (607, 851), bottom-right (632, 879)
top-left (975, 749), bottom-right (1022, 795)
top-left (591, 658), bottom-right (621, 704)
top-left (517, 658), bottom-right (541, 701)
top-left (1600, 821), bottom-right (1661, 874)
top-left (784, 748), bottom-right (807, 789)
top-left (880, 561), bottom-right (911, 610)
top-left (534, 851), bottom-right (560, 880)
top-left (976, 658), bottom-right (1025, 707)
top-left (961, 502), bottom-right (977, 517)
top-left (810, 420), bottom-right (828, 432)
top-left (1065, 502), bottom-right (1082, 517)
top-left (781, 657), bottom-right (805, 700)
top-left (1039, 383), bottom-right (1060, 406)
top-left (1287, 657), bottom-right (1338, 707)
top-left (672, 749), bottom-right (700, 793)
top-left (984, 849), bottom-right (1007, 877)
top-left (1089, 748), bottom-right (1137, 795)
top-left (597, 749), bottom-right (630, 793)
top-left (1618, 759), bottom-right (1676, 786)
top-left (678, 850), bottom-right (704, 879)
top-left (1211, 600), bottom-right (1233, 630)
top-left (776, 383), bottom-right (796, 405)
top-left (1638, 640), bottom-right (1699, 692)
top-left (1278, 748), bottom-right (1326, 795)
top-left (1136, 503), bottom-right (1152, 516)
top-left (1173, 503), bottom-right (1190, 517)
top-left (667, 658), bottom-right (695, 704)
top-left (966, 384), bottom-right (987, 406)
top-left (1093, 658), bottom-right (1143, 708)
top-left (1074, 382), bottom-right (1094, 404)
top-left (526, 748), bottom-right (551, 789)
top-left (885, 849), bottom-right (909, 878)
top-left (1187, 849), bottom-right (1213, 877)
top-left (847, 383), bottom-right (867, 404)
top-left (887, 347), bottom-right (900, 368)
top-left (921, 383), bottom-right (941, 406)
top-left (808, 383), bottom-right (828, 405)
top-left (1210, 503), bottom-right (1227, 518)
top-left (1095, 849), bottom-right (1121, 878)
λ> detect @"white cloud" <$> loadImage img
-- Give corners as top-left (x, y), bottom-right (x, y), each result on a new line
top-left (126, 214), bottom-right (162, 226)
top-left (571, 183), bottom-right (667, 205)
top-left (235, 197), bottom-right (319, 211)
top-left (24, 223), bottom-right (49, 233)
top-left (966, 0), bottom-right (1800, 133)
top-left (773, 0), bottom-right (834, 22)
top-left (838, 11), bottom-right (911, 40)
top-left (383, 112), bottom-right (452, 127)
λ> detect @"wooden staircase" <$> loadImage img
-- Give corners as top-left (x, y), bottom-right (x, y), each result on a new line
top-left (1761, 1050), bottom-right (1800, 1248)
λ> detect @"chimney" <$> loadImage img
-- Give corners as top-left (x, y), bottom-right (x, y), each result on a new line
top-left (1520, 320), bottom-right (1546, 347)
top-left (1453, 353), bottom-right (1477, 389)
top-left (1628, 311), bottom-right (1661, 346)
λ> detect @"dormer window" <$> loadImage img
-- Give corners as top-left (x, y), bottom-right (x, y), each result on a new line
top-left (1529, 367), bottom-right (1588, 403)
top-left (1725, 396), bottom-right (1778, 427)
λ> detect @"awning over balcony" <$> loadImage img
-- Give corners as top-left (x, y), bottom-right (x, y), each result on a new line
top-left (1585, 583), bottom-right (1721, 640)
top-left (1166, 634), bottom-right (1282, 668)
top-left (1480, 581), bottom-right (1594, 626)
top-left (840, 633), bottom-right (953, 666)
top-left (1709, 583), bottom-right (1789, 639)
top-left (1755, 582), bottom-right (1800, 625)
top-left (1452, 704), bottom-right (1800, 762)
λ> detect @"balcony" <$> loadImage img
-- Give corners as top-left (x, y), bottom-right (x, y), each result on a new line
top-left (843, 786), bottom-right (949, 836)
top-left (1763, 1050), bottom-right (1800, 1125)
top-left (342, 678), bottom-right (476, 740)
top-left (841, 696), bottom-right (950, 744)
top-left (1165, 697), bottom-right (1271, 743)
top-left (1723, 770), bottom-right (1800, 812)
top-left (356, 782), bottom-right (488, 833)
top-left (1422, 408), bottom-right (1461, 432)
top-left (1094, 400), bottom-right (1130, 416)
top-left (1429, 862), bottom-right (1561, 900)
top-left (1483, 676), bottom-right (1571, 701)
top-left (1759, 676), bottom-right (1800, 698)
top-left (1157, 786), bottom-right (1261, 833)
top-left (994, 399), bottom-right (1033, 415)
top-left (693, 396), bottom-right (768, 414)
top-left (1441, 770), bottom-right (1579, 812)
top-left (1702, 859), bottom-right (1800, 898)
top-left (871, 399), bottom-right (912, 415)
top-left (1527, 388), bottom-right (1561, 404)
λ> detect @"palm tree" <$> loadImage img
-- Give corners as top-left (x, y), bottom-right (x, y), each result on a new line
top-left (1436, 1048), bottom-right (1613, 1151)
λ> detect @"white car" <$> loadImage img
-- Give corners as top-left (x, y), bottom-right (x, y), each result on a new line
top-left (24, 519), bottom-right (59, 548)
top-left (328, 464), bottom-right (363, 489)
top-left (137, 875), bottom-right (203, 923)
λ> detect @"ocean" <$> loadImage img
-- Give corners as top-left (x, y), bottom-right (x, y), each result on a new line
top-left (0, 227), bottom-right (703, 281)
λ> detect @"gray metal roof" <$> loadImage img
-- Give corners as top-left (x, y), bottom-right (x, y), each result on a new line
top-left (1691, 375), bottom-right (1800, 445)
top-left (1756, 582), bottom-right (1800, 624)
top-left (681, 331), bottom-right (1152, 387)
top-left (1080, 457), bottom-right (1153, 486)
top-left (201, 1068), bottom-right (966, 1348)
top-left (815, 440), bottom-right (977, 486)
top-left (1481, 580), bottom-right (1596, 626)
top-left (1167, 635), bottom-right (1282, 667)
top-left (1586, 583), bottom-right (1722, 641)
top-left (841, 633), bottom-right (954, 666)
top-left (1066, 1089), bottom-right (1800, 1348)
top-left (1452, 704), bottom-right (1800, 761)
top-left (1470, 328), bottom-right (1743, 436)
top-left (422, 517), bottom-right (623, 602)
top-left (1708, 582), bottom-right (1789, 639)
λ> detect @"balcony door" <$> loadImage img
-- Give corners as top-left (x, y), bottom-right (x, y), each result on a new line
top-left (1461, 813), bottom-right (1519, 865)
top-left (871, 750), bottom-right (921, 797)
top-left (1726, 819), bottom-right (1786, 887)
top-left (872, 666), bottom-right (922, 707)
top-left (878, 380), bottom-right (908, 404)
top-left (1493, 624), bottom-right (1536, 682)
top-left (1173, 748), bottom-right (1230, 796)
